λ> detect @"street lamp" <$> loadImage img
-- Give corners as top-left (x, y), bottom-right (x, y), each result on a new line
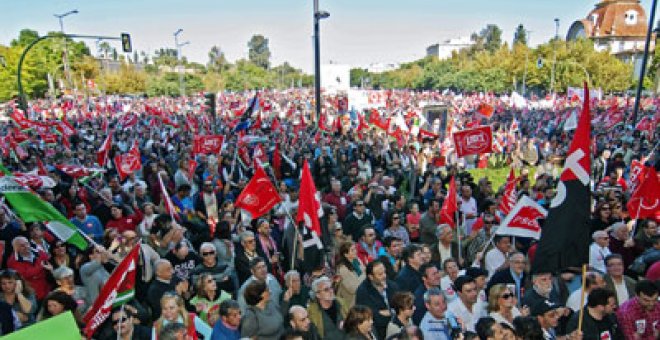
top-left (173, 29), bottom-right (188, 97)
top-left (314, 0), bottom-right (330, 124)
top-left (550, 18), bottom-right (559, 96)
top-left (54, 9), bottom-right (79, 92)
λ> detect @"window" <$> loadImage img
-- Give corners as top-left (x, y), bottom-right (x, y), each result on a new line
top-left (624, 10), bottom-right (638, 25)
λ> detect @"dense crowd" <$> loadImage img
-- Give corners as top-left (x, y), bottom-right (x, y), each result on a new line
top-left (0, 89), bottom-right (658, 340)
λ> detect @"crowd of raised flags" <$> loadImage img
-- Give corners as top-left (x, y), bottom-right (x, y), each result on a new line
top-left (0, 86), bottom-right (656, 339)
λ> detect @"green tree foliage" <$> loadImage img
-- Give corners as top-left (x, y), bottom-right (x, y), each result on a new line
top-left (350, 38), bottom-right (640, 94)
top-left (514, 24), bottom-right (528, 46)
top-left (207, 45), bottom-right (228, 73)
top-left (248, 34), bottom-right (271, 69)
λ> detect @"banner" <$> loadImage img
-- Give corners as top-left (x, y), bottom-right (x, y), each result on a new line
top-left (192, 135), bottom-right (224, 155)
top-left (452, 125), bottom-right (493, 157)
top-left (4, 311), bottom-right (80, 340)
top-left (495, 195), bottom-right (548, 239)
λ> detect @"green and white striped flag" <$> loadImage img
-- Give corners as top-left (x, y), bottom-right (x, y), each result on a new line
top-left (0, 176), bottom-right (89, 250)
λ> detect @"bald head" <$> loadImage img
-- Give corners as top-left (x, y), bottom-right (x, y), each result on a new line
top-left (289, 305), bottom-right (310, 332)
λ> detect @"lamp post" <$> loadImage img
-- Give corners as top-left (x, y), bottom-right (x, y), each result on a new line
top-left (174, 29), bottom-right (188, 97)
top-left (550, 18), bottom-right (559, 96)
top-left (54, 9), bottom-right (79, 92)
top-left (522, 30), bottom-right (532, 97)
top-left (314, 0), bottom-right (330, 124)
top-left (631, 0), bottom-right (658, 125)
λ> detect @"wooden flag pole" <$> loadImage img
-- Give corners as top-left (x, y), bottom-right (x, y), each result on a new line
top-left (577, 263), bottom-right (588, 332)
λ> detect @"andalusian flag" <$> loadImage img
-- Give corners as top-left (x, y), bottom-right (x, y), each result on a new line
top-left (83, 244), bottom-right (140, 338)
top-left (0, 176), bottom-right (88, 250)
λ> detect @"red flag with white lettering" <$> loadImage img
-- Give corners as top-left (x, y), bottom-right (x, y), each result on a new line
top-left (114, 142), bottom-right (142, 181)
top-left (192, 135), bottom-right (224, 155)
top-left (627, 167), bottom-right (660, 220)
top-left (235, 163), bottom-right (282, 219)
top-left (498, 168), bottom-right (518, 216)
top-left (452, 125), bottom-right (493, 157)
top-left (495, 195), bottom-right (548, 239)
top-left (96, 130), bottom-right (113, 167)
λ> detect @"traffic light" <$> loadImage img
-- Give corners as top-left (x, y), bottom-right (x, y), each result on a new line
top-left (204, 92), bottom-right (216, 117)
top-left (121, 33), bottom-right (132, 53)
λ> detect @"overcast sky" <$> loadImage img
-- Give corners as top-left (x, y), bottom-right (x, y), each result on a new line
top-left (1, 0), bottom-right (655, 72)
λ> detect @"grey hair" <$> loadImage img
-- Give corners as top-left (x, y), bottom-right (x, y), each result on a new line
top-left (200, 242), bottom-right (216, 252)
top-left (435, 224), bottom-right (452, 237)
top-left (239, 231), bottom-right (255, 243)
top-left (99, 187), bottom-right (112, 198)
top-left (609, 222), bottom-right (628, 234)
top-left (423, 287), bottom-right (445, 303)
top-left (11, 236), bottom-right (29, 249)
top-left (159, 322), bottom-right (187, 340)
top-left (288, 305), bottom-right (306, 320)
top-left (309, 276), bottom-right (332, 301)
top-left (284, 270), bottom-right (300, 285)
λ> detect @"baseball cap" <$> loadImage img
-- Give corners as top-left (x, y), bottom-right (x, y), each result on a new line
top-left (531, 299), bottom-right (561, 316)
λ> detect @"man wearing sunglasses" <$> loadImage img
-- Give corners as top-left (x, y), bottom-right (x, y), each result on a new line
top-left (110, 307), bottom-right (150, 340)
top-left (190, 242), bottom-right (235, 295)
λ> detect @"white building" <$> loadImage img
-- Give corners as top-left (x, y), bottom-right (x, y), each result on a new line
top-left (426, 37), bottom-right (475, 59)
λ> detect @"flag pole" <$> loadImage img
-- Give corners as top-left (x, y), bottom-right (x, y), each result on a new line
top-left (457, 210), bottom-right (463, 266)
top-left (577, 263), bottom-right (587, 333)
top-left (116, 303), bottom-right (125, 340)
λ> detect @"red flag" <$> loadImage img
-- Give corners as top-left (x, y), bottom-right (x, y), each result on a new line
top-left (36, 159), bottom-right (48, 176)
top-left (477, 103), bottom-right (494, 118)
top-left (629, 160), bottom-right (648, 194)
top-left (56, 120), bottom-right (76, 137)
top-left (418, 128), bottom-right (439, 139)
top-left (357, 112), bottom-right (369, 132)
top-left (635, 116), bottom-right (654, 137)
top-left (627, 167), bottom-right (660, 220)
top-left (252, 144), bottom-right (267, 164)
top-left (192, 135), bottom-right (224, 155)
top-left (498, 168), bottom-right (518, 216)
top-left (235, 163), bottom-right (282, 219)
top-left (187, 159), bottom-right (198, 180)
top-left (114, 142), bottom-right (142, 181)
top-left (496, 196), bottom-right (548, 239)
top-left (319, 113), bottom-right (331, 132)
top-left (271, 117), bottom-right (281, 132)
top-left (55, 164), bottom-right (93, 178)
top-left (83, 245), bottom-right (140, 338)
top-left (334, 114), bottom-right (343, 134)
top-left (117, 114), bottom-right (138, 129)
top-left (439, 176), bottom-right (458, 228)
top-left (272, 143), bottom-right (282, 180)
top-left (452, 125), bottom-right (493, 157)
top-left (96, 130), bottom-right (113, 167)
top-left (297, 160), bottom-right (322, 236)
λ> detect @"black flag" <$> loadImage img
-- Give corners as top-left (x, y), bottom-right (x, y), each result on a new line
top-left (532, 84), bottom-right (592, 274)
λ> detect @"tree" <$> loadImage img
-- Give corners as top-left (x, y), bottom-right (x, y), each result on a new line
top-left (153, 48), bottom-right (178, 67)
top-left (482, 24), bottom-right (503, 52)
top-left (207, 45), bottom-right (228, 73)
top-left (514, 24), bottom-right (528, 46)
top-left (248, 34), bottom-right (271, 69)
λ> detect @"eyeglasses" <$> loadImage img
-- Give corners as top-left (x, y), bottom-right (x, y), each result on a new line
top-left (318, 287), bottom-right (333, 293)
top-left (245, 239), bottom-right (255, 244)
top-left (392, 216), bottom-right (400, 219)
top-left (500, 293), bottom-right (514, 299)
top-left (202, 251), bottom-right (216, 256)
top-left (112, 316), bottom-right (129, 325)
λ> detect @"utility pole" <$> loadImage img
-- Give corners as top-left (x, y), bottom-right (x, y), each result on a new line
top-left (522, 30), bottom-right (532, 97)
top-left (631, 0), bottom-right (658, 125)
top-left (313, 0), bottom-right (330, 125)
top-left (174, 29), bottom-right (190, 98)
top-left (54, 9), bottom-right (79, 93)
top-left (550, 18), bottom-right (559, 96)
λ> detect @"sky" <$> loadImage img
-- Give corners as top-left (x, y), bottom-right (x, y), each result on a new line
top-left (1, 0), bottom-right (656, 73)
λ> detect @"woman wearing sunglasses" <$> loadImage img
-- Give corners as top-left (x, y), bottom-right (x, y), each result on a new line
top-left (487, 284), bottom-right (529, 328)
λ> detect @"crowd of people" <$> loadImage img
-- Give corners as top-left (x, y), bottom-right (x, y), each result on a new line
top-left (0, 89), bottom-right (658, 340)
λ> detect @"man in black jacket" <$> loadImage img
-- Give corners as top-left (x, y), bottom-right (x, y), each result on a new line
top-left (395, 244), bottom-right (424, 293)
top-left (355, 260), bottom-right (400, 340)
top-left (486, 252), bottom-right (528, 301)
top-left (566, 288), bottom-right (623, 340)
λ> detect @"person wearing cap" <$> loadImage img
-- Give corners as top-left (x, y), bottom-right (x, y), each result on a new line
top-left (447, 275), bottom-right (485, 333)
top-left (589, 230), bottom-right (611, 274)
top-left (531, 299), bottom-right (563, 340)
top-left (566, 288), bottom-right (621, 340)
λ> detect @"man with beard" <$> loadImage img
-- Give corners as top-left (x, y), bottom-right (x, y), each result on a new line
top-left (193, 179), bottom-right (223, 225)
top-left (567, 288), bottom-right (622, 340)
